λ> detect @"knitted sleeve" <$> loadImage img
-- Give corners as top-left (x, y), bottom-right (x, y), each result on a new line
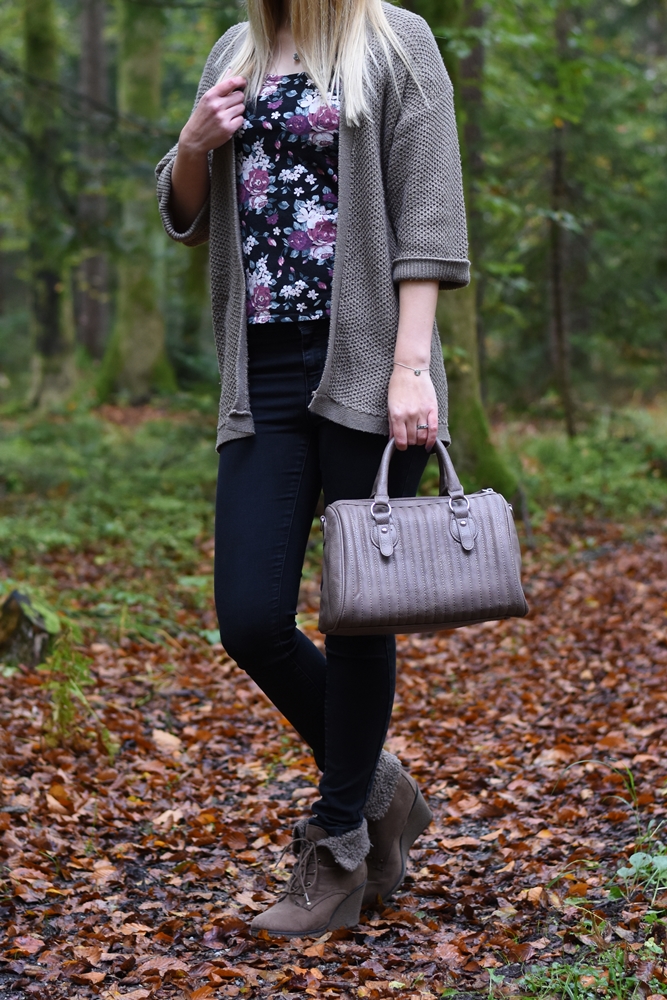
top-left (385, 15), bottom-right (470, 290)
top-left (155, 25), bottom-right (245, 248)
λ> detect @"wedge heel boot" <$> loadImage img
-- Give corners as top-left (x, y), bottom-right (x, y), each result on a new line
top-left (250, 823), bottom-right (368, 938)
top-left (364, 760), bottom-right (432, 907)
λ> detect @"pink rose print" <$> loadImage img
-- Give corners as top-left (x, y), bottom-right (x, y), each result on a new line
top-left (309, 105), bottom-right (339, 133)
top-left (285, 115), bottom-right (310, 135)
top-left (288, 229), bottom-right (312, 250)
top-left (249, 285), bottom-right (272, 313)
top-left (310, 219), bottom-right (336, 247)
top-left (245, 169), bottom-right (269, 197)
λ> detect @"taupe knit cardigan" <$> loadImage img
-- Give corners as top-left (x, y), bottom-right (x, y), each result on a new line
top-left (156, 4), bottom-right (470, 449)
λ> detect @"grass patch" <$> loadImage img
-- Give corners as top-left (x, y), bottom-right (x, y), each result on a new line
top-left (0, 404), bottom-right (218, 565)
top-left (514, 945), bottom-right (666, 999)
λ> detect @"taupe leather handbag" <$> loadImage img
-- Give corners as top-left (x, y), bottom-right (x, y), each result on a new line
top-left (318, 438), bottom-right (529, 636)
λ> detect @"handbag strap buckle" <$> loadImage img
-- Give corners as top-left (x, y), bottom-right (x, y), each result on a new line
top-left (370, 499), bottom-right (392, 522)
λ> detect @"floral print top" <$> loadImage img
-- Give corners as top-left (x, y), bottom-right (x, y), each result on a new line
top-left (235, 72), bottom-right (340, 324)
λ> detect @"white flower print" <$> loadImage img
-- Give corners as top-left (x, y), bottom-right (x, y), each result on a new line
top-left (278, 164), bottom-right (306, 184)
top-left (307, 290), bottom-right (318, 300)
top-left (239, 140), bottom-right (271, 182)
top-left (296, 302), bottom-right (306, 312)
top-left (294, 186), bottom-right (304, 196)
top-left (295, 199), bottom-right (328, 228)
top-left (271, 111), bottom-right (280, 119)
top-left (242, 235), bottom-right (258, 254)
top-left (306, 173), bottom-right (316, 184)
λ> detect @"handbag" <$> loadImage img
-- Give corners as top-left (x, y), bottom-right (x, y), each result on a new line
top-left (318, 437), bottom-right (529, 636)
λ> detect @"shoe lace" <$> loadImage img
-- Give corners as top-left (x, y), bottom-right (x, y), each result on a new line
top-left (276, 834), bottom-right (318, 906)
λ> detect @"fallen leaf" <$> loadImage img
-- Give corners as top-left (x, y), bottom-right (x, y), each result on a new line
top-left (440, 836), bottom-right (480, 849)
top-left (47, 783), bottom-right (75, 812)
top-left (303, 943), bottom-right (326, 957)
top-left (11, 936), bottom-right (44, 955)
top-left (137, 956), bottom-right (190, 976)
top-left (79, 971), bottom-right (107, 983)
top-left (152, 728), bottom-right (183, 753)
top-left (73, 945), bottom-right (103, 964)
top-left (153, 808), bottom-right (183, 829)
top-left (102, 990), bottom-right (152, 1000)
top-left (45, 792), bottom-right (70, 815)
top-left (90, 859), bottom-right (118, 886)
top-left (434, 943), bottom-right (464, 966)
top-left (119, 922), bottom-right (154, 935)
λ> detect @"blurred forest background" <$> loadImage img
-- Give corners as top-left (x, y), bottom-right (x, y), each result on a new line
top-left (1, 0), bottom-right (666, 403)
top-left (0, 0), bottom-right (666, 576)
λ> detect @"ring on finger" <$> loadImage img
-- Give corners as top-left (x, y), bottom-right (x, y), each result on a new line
top-left (417, 423), bottom-right (429, 430)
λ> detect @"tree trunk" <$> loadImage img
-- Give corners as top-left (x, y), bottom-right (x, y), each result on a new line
top-left (549, 6), bottom-right (576, 437)
top-left (74, 0), bottom-right (110, 360)
top-left (459, 0), bottom-right (487, 401)
top-left (24, 0), bottom-right (76, 407)
top-left (98, 0), bottom-right (175, 402)
top-left (549, 123), bottom-right (576, 437)
top-left (408, 0), bottom-right (519, 497)
top-left (438, 282), bottom-right (518, 497)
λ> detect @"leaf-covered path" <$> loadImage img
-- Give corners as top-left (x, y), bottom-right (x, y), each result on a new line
top-left (1, 523), bottom-right (667, 999)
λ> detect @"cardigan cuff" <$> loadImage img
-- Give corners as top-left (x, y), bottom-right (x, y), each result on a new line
top-left (393, 257), bottom-right (470, 290)
top-left (156, 155), bottom-right (211, 247)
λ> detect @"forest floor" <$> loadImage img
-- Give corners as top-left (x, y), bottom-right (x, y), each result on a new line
top-left (1, 407), bottom-right (667, 999)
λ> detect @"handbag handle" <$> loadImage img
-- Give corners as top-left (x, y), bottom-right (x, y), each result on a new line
top-left (372, 438), bottom-right (466, 504)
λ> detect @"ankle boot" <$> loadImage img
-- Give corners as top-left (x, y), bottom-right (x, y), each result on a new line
top-left (250, 822), bottom-right (368, 938)
top-left (363, 751), bottom-right (432, 906)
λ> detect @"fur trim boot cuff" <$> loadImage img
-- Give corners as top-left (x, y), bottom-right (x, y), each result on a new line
top-left (364, 750), bottom-right (402, 821)
top-left (318, 820), bottom-right (371, 871)
top-left (294, 818), bottom-right (371, 872)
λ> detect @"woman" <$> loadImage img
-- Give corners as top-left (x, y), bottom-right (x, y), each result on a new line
top-left (156, 0), bottom-right (469, 937)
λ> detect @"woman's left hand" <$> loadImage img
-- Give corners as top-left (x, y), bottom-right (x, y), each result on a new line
top-left (387, 365), bottom-right (438, 452)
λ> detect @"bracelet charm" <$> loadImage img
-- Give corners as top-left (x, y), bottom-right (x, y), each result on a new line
top-left (394, 361), bottom-right (427, 377)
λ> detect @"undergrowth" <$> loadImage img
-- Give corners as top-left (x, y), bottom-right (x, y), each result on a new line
top-left (39, 632), bottom-right (119, 760)
top-left (498, 407), bottom-right (667, 519)
top-left (0, 403), bottom-right (218, 567)
top-left (1, 400), bottom-right (666, 645)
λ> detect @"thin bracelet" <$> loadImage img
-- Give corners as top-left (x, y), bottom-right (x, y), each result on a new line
top-left (394, 361), bottom-right (429, 377)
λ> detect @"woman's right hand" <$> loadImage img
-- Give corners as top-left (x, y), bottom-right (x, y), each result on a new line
top-left (170, 76), bottom-right (246, 232)
top-left (179, 75), bottom-right (247, 155)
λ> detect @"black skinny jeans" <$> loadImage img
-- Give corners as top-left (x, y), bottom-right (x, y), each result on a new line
top-left (214, 319), bottom-right (429, 836)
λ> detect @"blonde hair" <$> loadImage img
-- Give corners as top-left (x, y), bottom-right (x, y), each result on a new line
top-left (219, 0), bottom-right (420, 126)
